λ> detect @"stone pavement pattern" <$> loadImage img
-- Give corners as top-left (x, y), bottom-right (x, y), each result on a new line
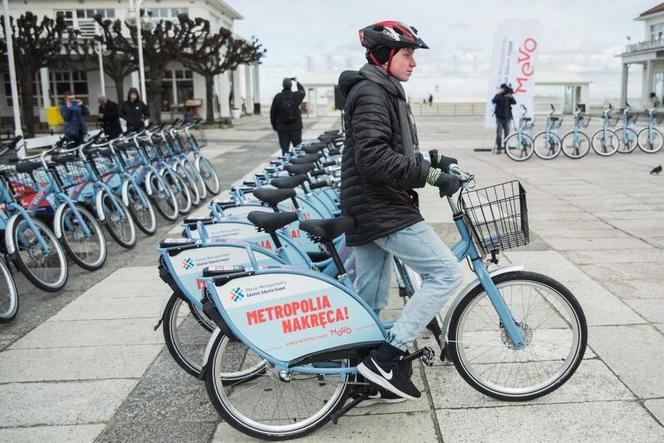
top-left (0, 115), bottom-right (663, 442)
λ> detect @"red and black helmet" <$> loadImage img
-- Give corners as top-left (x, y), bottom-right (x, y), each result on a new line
top-left (359, 21), bottom-right (429, 51)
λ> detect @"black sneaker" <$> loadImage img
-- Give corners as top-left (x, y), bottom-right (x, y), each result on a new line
top-left (356, 387), bottom-right (407, 408)
top-left (357, 350), bottom-right (421, 400)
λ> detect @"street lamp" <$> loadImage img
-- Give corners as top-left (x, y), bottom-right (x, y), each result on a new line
top-left (95, 28), bottom-right (110, 97)
top-left (126, 0), bottom-right (154, 102)
top-left (2, 0), bottom-right (22, 138)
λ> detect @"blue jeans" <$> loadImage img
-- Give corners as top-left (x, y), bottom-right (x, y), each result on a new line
top-left (353, 221), bottom-right (463, 351)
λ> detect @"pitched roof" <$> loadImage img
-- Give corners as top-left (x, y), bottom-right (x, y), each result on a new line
top-left (640, 3), bottom-right (664, 18)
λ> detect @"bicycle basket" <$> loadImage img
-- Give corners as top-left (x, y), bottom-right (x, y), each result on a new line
top-left (91, 155), bottom-right (115, 179)
top-left (461, 180), bottom-right (529, 255)
top-left (53, 160), bottom-right (89, 190)
top-left (5, 168), bottom-right (47, 201)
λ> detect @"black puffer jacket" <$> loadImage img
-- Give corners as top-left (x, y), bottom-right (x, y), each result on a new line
top-left (339, 68), bottom-right (430, 246)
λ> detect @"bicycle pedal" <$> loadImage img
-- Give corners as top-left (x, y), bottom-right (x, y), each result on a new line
top-left (420, 346), bottom-right (435, 366)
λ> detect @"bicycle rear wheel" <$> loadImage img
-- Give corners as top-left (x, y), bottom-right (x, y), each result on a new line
top-left (504, 133), bottom-right (534, 162)
top-left (637, 127), bottom-right (664, 153)
top-left (11, 217), bottom-right (68, 292)
top-left (561, 131), bottom-right (591, 159)
top-left (532, 132), bottom-right (562, 160)
top-left (590, 129), bottom-right (618, 156)
top-left (205, 332), bottom-right (350, 440)
top-left (614, 127), bottom-right (638, 153)
top-left (447, 271), bottom-right (586, 401)
top-left (0, 258), bottom-right (18, 323)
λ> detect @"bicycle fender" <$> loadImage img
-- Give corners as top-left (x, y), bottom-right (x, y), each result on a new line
top-left (4, 213), bottom-right (22, 255)
top-left (144, 171), bottom-right (155, 196)
top-left (121, 180), bottom-right (130, 207)
top-left (202, 327), bottom-right (222, 370)
top-left (52, 203), bottom-right (69, 239)
top-left (95, 190), bottom-right (106, 222)
top-left (441, 265), bottom-right (524, 341)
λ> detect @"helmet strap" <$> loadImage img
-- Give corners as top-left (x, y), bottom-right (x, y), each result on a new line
top-left (368, 51), bottom-right (382, 66)
top-left (386, 48), bottom-right (396, 75)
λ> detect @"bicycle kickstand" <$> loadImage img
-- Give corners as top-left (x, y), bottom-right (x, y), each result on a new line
top-left (331, 387), bottom-right (369, 424)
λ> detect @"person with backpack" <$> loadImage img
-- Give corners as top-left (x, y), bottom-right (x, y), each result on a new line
top-left (270, 78), bottom-right (306, 154)
top-left (338, 21), bottom-right (463, 402)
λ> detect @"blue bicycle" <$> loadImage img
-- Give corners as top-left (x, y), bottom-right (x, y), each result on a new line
top-left (637, 107), bottom-right (664, 153)
top-left (200, 166), bottom-right (587, 439)
top-left (590, 103), bottom-right (619, 156)
top-left (561, 105), bottom-right (592, 159)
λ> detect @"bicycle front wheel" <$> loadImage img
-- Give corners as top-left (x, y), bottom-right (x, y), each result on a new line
top-left (125, 181), bottom-right (157, 235)
top-left (197, 156), bottom-right (221, 195)
top-left (590, 129), bottom-right (618, 156)
top-left (561, 131), bottom-right (591, 159)
top-left (58, 204), bottom-right (107, 271)
top-left (504, 133), bottom-right (534, 162)
top-left (148, 173), bottom-right (179, 221)
top-left (175, 163), bottom-right (200, 207)
top-left (447, 271), bottom-right (587, 401)
top-left (183, 158), bottom-right (207, 200)
top-left (532, 132), bottom-right (562, 160)
top-left (163, 170), bottom-right (192, 215)
top-left (11, 216), bottom-right (68, 292)
top-left (205, 332), bottom-right (350, 440)
top-left (0, 258), bottom-right (18, 323)
top-left (637, 127), bottom-right (664, 153)
top-left (100, 191), bottom-right (137, 249)
top-left (614, 127), bottom-right (639, 154)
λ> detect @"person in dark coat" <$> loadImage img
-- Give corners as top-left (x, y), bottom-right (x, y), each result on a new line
top-left (270, 78), bottom-right (306, 154)
top-left (97, 95), bottom-right (122, 139)
top-left (492, 83), bottom-right (516, 151)
top-left (120, 87), bottom-right (150, 133)
top-left (60, 92), bottom-right (89, 144)
top-left (339, 21), bottom-right (463, 402)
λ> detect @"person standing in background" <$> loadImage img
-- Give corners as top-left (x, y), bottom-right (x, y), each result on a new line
top-left (492, 83), bottom-right (516, 153)
top-left (270, 78), bottom-right (306, 154)
top-left (120, 87), bottom-right (150, 133)
top-left (60, 92), bottom-right (89, 144)
top-left (97, 95), bottom-right (122, 139)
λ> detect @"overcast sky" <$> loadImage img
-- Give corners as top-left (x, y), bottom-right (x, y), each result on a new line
top-left (232, 0), bottom-right (657, 104)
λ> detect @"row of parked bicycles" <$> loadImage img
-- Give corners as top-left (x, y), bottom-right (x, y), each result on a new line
top-left (504, 103), bottom-right (664, 161)
top-left (154, 130), bottom-right (587, 439)
top-left (0, 118), bottom-right (220, 323)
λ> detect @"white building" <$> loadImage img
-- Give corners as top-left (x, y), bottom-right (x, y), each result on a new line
top-left (1, 0), bottom-right (260, 124)
top-left (619, 2), bottom-right (664, 108)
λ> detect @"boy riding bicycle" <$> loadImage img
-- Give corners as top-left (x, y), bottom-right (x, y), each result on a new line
top-left (338, 21), bottom-right (463, 401)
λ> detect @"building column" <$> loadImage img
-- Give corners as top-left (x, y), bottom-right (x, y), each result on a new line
top-left (253, 63), bottom-right (261, 114)
top-left (39, 67), bottom-right (51, 124)
top-left (620, 64), bottom-right (629, 107)
top-left (645, 60), bottom-right (654, 107)
top-left (231, 68), bottom-right (242, 117)
top-left (218, 71), bottom-right (231, 120)
top-left (130, 71), bottom-right (140, 91)
top-left (244, 64), bottom-right (254, 116)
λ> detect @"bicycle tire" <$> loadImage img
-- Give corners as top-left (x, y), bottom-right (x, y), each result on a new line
top-left (532, 131), bottom-right (563, 160)
top-left (11, 216), bottom-right (68, 292)
top-left (163, 169), bottom-right (192, 215)
top-left (614, 127), bottom-right (639, 154)
top-left (125, 181), bottom-right (157, 235)
top-left (0, 257), bottom-right (18, 323)
top-left (560, 131), bottom-right (591, 159)
top-left (148, 173), bottom-right (179, 221)
top-left (637, 127), bottom-right (664, 153)
top-left (100, 191), bottom-right (137, 249)
top-left (175, 163), bottom-right (201, 207)
top-left (183, 158), bottom-right (207, 200)
top-left (447, 271), bottom-right (587, 401)
top-left (590, 129), bottom-right (618, 156)
top-left (504, 133), bottom-right (535, 162)
top-left (58, 204), bottom-right (107, 271)
top-left (197, 156), bottom-right (221, 195)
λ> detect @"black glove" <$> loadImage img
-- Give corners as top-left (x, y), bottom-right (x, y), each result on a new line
top-left (434, 172), bottom-right (462, 197)
top-left (428, 149), bottom-right (458, 172)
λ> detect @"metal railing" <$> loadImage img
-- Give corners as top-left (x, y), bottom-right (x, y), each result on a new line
top-left (625, 39), bottom-right (664, 53)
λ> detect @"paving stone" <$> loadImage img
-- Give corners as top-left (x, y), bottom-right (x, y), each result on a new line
top-left (0, 425), bottom-right (105, 443)
top-left (436, 401), bottom-right (664, 442)
top-left (562, 248), bottom-right (664, 265)
top-left (544, 237), bottom-right (654, 251)
top-left (600, 279), bottom-right (664, 300)
top-left (11, 318), bottom-right (163, 349)
top-left (49, 295), bottom-right (164, 321)
top-left (644, 399), bottom-right (664, 426)
top-left (0, 345), bottom-right (163, 382)
top-left (0, 380), bottom-right (136, 427)
top-left (580, 262), bottom-right (664, 282)
top-left (623, 299), bottom-right (664, 323)
top-left (96, 420), bottom-right (218, 443)
top-left (589, 325), bottom-right (664, 398)
top-left (426, 358), bottom-right (633, 409)
top-left (212, 411), bottom-right (439, 442)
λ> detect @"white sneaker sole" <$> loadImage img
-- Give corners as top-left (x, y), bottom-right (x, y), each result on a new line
top-left (356, 362), bottom-right (420, 401)
top-left (356, 397), bottom-right (407, 408)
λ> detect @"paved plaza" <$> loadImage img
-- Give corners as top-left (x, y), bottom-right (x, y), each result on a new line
top-left (0, 114), bottom-right (663, 442)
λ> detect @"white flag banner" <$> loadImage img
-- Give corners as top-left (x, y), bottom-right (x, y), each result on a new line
top-left (484, 19), bottom-right (540, 128)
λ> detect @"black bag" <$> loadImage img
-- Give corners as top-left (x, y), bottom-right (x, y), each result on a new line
top-left (281, 94), bottom-right (298, 122)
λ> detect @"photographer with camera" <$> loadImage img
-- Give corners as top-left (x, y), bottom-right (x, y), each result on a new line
top-left (60, 91), bottom-right (90, 145)
top-left (270, 77), bottom-right (306, 154)
top-left (491, 83), bottom-right (516, 153)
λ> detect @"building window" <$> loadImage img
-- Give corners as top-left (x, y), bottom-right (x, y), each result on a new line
top-left (146, 69), bottom-right (194, 111)
top-left (148, 7), bottom-right (189, 23)
top-left (3, 73), bottom-right (41, 107)
top-left (56, 9), bottom-right (115, 37)
top-left (51, 71), bottom-right (89, 105)
top-left (651, 23), bottom-right (664, 45)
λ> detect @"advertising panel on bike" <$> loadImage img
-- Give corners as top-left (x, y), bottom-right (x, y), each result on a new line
top-left (218, 273), bottom-right (383, 362)
top-left (167, 245), bottom-right (280, 296)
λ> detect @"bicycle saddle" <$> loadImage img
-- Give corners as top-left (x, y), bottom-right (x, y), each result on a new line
top-left (248, 211), bottom-right (298, 232)
top-left (271, 174), bottom-right (307, 189)
top-left (299, 216), bottom-right (355, 242)
top-left (14, 160), bottom-right (43, 174)
top-left (291, 154), bottom-right (322, 164)
top-left (252, 187), bottom-right (295, 207)
top-left (301, 143), bottom-right (326, 154)
top-left (284, 163), bottom-right (315, 175)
